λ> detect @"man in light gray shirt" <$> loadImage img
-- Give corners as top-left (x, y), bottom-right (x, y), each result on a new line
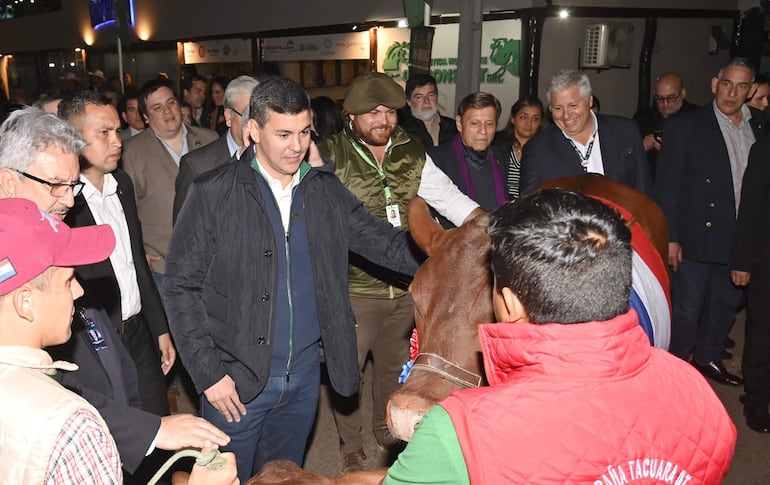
top-left (654, 57), bottom-right (761, 386)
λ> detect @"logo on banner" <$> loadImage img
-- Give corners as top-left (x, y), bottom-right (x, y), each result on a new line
top-left (489, 38), bottom-right (520, 79)
top-left (383, 42), bottom-right (410, 73)
top-left (382, 38), bottom-right (520, 84)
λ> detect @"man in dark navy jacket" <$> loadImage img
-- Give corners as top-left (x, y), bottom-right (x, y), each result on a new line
top-left (165, 77), bottom-right (422, 482)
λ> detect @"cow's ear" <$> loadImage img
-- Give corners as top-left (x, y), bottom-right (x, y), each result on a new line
top-left (407, 196), bottom-right (443, 256)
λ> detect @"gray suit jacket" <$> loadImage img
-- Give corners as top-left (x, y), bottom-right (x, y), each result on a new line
top-left (173, 133), bottom-right (232, 223)
top-left (121, 125), bottom-right (218, 273)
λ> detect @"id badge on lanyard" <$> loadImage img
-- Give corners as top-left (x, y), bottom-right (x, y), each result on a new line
top-left (386, 204), bottom-right (402, 227)
top-left (351, 139), bottom-right (401, 227)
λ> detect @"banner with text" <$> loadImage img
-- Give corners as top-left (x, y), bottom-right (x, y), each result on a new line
top-left (263, 31), bottom-right (370, 61)
top-left (183, 38), bottom-right (252, 64)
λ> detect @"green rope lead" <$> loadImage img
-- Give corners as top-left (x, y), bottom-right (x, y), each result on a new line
top-left (147, 448), bottom-right (226, 485)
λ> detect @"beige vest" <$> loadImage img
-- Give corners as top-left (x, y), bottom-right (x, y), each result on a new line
top-left (0, 346), bottom-right (120, 483)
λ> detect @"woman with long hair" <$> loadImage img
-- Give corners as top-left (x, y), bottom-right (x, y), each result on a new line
top-left (310, 96), bottom-right (343, 142)
top-left (496, 96), bottom-right (543, 200)
top-left (207, 76), bottom-right (230, 135)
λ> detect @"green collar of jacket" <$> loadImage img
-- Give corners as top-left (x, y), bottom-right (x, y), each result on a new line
top-left (250, 155), bottom-right (312, 182)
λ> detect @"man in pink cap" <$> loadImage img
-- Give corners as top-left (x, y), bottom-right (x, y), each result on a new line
top-left (0, 198), bottom-right (240, 484)
top-left (0, 197), bottom-right (121, 482)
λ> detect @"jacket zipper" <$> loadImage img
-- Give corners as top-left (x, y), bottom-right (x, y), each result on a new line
top-left (282, 167), bottom-right (311, 381)
top-left (284, 196), bottom-right (294, 381)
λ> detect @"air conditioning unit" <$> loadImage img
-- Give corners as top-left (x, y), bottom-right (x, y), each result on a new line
top-left (582, 23), bottom-right (634, 69)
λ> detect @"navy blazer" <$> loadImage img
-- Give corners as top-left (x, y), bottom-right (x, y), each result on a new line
top-left (520, 114), bottom-right (651, 196)
top-left (654, 105), bottom-right (763, 264)
top-left (48, 308), bottom-right (159, 473)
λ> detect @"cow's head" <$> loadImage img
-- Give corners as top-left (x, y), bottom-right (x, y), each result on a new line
top-left (386, 197), bottom-right (493, 442)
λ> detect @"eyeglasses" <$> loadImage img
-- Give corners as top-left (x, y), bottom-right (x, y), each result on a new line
top-left (654, 92), bottom-right (682, 104)
top-left (229, 106), bottom-right (242, 117)
top-left (15, 170), bottom-right (84, 197)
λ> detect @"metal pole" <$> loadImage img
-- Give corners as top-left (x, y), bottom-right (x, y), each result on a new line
top-left (637, 17), bottom-right (657, 114)
top-left (455, 0), bottom-right (483, 105)
top-left (117, 37), bottom-right (125, 94)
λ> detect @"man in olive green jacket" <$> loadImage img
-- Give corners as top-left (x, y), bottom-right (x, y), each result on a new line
top-left (318, 72), bottom-right (480, 473)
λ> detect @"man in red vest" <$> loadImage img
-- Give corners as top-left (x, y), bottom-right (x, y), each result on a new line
top-left (384, 189), bottom-right (736, 485)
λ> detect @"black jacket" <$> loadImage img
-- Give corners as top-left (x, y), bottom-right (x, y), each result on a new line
top-left (520, 114), bottom-right (652, 196)
top-left (398, 107), bottom-right (457, 149)
top-left (49, 308), bottom-right (159, 473)
top-left (633, 100), bottom-right (698, 179)
top-left (165, 152), bottom-right (421, 401)
top-left (65, 169), bottom-right (169, 339)
top-left (732, 134), bottom-right (770, 272)
top-left (654, 105), bottom-right (763, 264)
top-left (429, 139), bottom-right (508, 228)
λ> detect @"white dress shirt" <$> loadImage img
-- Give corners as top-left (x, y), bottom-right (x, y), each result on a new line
top-left (561, 111), bottom-right (604, 175)
top-left (81, 173), bottom-right (142, 320)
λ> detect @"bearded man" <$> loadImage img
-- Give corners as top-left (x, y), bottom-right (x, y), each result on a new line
top-left (397, 73), bottom-right (457, 148)
top-left (318, 71), bottom-right (481, 473)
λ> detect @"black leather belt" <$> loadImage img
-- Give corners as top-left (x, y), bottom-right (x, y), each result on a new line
top-left (120, 314), bottom-right (139, 335)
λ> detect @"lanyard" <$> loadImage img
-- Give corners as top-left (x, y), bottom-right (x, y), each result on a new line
top-left (567, 131), bottom-right (596, 172)
top-left (349, 137), bottom-right (393, 203)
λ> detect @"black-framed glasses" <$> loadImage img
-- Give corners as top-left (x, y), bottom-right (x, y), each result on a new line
top-left (15, 170), bottom-right (84, 197)
top-left (654, 92), bottom-right (682, 104)
top-left (229, 106), bottom-right (242, 117)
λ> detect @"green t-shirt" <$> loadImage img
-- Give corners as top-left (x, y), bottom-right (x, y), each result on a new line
top-left (384, 405), bottom-right (470, 485)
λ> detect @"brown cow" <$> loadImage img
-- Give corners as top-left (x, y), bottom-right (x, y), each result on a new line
top-left (387, 200), bottom-right (492, 442)
top-left (387, 173), bottom-right (668, 442)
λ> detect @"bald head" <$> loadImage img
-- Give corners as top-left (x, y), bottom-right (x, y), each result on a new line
top-left (654, 73), bottom-right (686, 118)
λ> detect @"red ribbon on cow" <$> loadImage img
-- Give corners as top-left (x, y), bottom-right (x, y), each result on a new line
top-left (409, 328), bottom-right (420, 361)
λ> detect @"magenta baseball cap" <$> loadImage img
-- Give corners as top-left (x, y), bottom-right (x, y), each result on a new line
top-left (0, 198), bottom-right (116, 296)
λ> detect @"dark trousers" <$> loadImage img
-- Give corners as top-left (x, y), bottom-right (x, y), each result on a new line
top-left (121, 312), bottom-right (169, 416)
top-left (669, 259), bottom-right (743, 364)
top-left (332, 294), bottom-right (414, 452)
top-left (743, 261), bottom-right (770, 409)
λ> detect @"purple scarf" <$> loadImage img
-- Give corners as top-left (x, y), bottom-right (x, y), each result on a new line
top-left (452, 135), bottom-right (507, 208)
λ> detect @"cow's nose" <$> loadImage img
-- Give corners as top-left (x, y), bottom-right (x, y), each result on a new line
top-left (386, 402), bottom-right (426, 442)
